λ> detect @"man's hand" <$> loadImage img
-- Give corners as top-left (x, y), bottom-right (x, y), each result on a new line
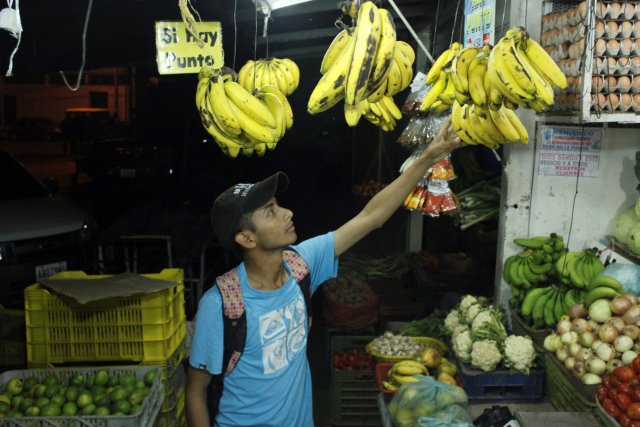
top-left (422, 117), bottom-right (465, 164)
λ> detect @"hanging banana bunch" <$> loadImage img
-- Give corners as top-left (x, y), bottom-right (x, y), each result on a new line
top-left (237, 57), bottom-right (300, 95)
top-left (308, 0), bottom-right (415, 131)
top-left (195, 67), bottom-right (293, 158)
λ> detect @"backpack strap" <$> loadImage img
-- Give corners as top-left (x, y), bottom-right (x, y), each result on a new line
top-left (216, 269), bottom-right (246, 376)
top-left (283, 249), bottom-right (312, 327)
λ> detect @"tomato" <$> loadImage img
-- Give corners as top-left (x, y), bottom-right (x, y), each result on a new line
top-left (619, 414), bottom-right (632, 427)
top-left (631, 386), bottom-right (640, 403)
top-left (628, 402), bottom-right (640, 420)
top-left (614, 367), bottom-right (637, 383)
top-left (630, 377), bottom-right (640, 387)
top-left (632, 356), bottom-right (640, 374)
top-left (622, 384), bottom-right (635, 395)
top-left (613, 377), bottom-right (624, 389)
top-left (605, 397), bottom-right (623, 418)
top-left (617, 393), bottom-right (634, 410)
top-left (629, 421), bottom-right (640, 427)
top-left (604, 376), bottom-right (614, 389)
top-left (597, 386), bottom-right (608, 402)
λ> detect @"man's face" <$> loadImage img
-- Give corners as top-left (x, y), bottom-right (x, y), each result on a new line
top-left (247, 197), bottom-right (296, 250)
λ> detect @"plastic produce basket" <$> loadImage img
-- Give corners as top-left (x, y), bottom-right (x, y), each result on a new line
top-left (365, 336), bottom-right (448, 363)
top-left (510, 311), bottom-right (552, 349)
top-left (0, 307), bottom-right (26, 368)
top-left (25, 269), bottom-right (186, 365)
top-left (330, 377), bottom-right (381, 426)
top-left (331, 335), bottom-right (376, 382)
top-left (544, 351), bottom-right (598, 412)
top-left (0, 365), bottom-right (162, 427)
top-left (594, 396), bottom-right (622, 427)
top-left (456, 360), bottom-right (544, 403)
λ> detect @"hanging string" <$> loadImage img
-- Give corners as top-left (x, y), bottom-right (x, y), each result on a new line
top-left (500, 0), bottom-right (507, 35)
top-left (232, 0), bottom-right (238, 70)
top-left (59, 0), bottom-right (93, 91)
top-left (432, 0), bottom-right (441, 53)
top-left (562, 126), bottom-right (587, 257)
top-left (449, 0), bottom-right (462, 46)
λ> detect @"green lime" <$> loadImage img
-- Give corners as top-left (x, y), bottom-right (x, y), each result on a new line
top-left (122, 383), bottom-right (135, 396)
top-left (94, 370), bottom-right (109, 387)
top-left (19, 398), bottom-right (34, 413)
top-left (5, 379), bottom-right (23, 396)
top-left (135, 380), bottom-right (146, 390)
top-left (143, 370), bottom-right (157, 387)
top-left (130, 403), bottom-right (141, 414)
top-left (113, 411), bottom-right (125, 416)
top-left (40, 403), bottom-right (61, 416)
top-left (23, 377), bottom-right (38, 391)
top-left (109, 387), bottom-right (127, 402)
top-left (120, 374), bottom-right (136, 389)
top-left (81, 403), bottom-right (96, 416)
top-left (128, 390), bottom-right (145, 405)
top-left (86, 375), bottom-right (95, 388)
top-left (0, 402), bottom-right (9, 413)
top-left (24, 405), bottom-right (40, 416)
top-left (65, 386), bottom-right (79, 403)
top-left (45, 384), bottom-right (61, 398)
top-left (94, 406), bottom-right (110, 416)
top-left (107, 376), bottom-right (120, 387)
top-left (50, 394), bottom-right (66, 407)
top-left (93, 393), bottom-right (110, 408)
top-left (76, 392), bottom-right (92, 409)
top-left (68, 374), bottom-right (84, 387)
top-left (42, 375), bottom-right (59, 388)
top-left (6, 409), bottom-right (22, 417)
top-left (113, 399), bottom-right (131, 415)
top-left (62, 401), bottom-right (78, 416)
top-left (9, 395), bottom-right (22, 410)
top-left (34, 397), bottom-right (49, 408)
top-left (32, 384), bottom-right (47, 399)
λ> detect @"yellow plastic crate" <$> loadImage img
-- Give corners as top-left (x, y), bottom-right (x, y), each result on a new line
top-left (25, 269), bottom-right (186, 365)
top-left (0, 308), bottom-right (26, 368)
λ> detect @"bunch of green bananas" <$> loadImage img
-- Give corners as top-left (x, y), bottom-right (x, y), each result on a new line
top-left (583, 275), bottom-right (625, 307)
top-left (555, 248), bottom-right (605, 289)
top-left (505, 234), bottom-right (565, 293)
top-left (237, 58), bottom-right (300, 96)
top-left (384, 360), bottom-right (428, 390)
top-left (195, 67), bottom-right (292, 158)
top-left (520, 285), bottom-right (576, 329)
top-left (308, 1), bottom-right (415, 128)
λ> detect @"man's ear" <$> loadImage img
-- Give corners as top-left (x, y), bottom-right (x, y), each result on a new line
top-left (234, 231), bottom-right (256, 250)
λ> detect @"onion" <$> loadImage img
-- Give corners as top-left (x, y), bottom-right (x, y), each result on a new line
top-left (582, 373), bottom-right (602, 385)
top-left (544, 333), bottom-right (558, 352)
top-left (592, 339), bottom-right (604, 351)
top-left (561, 331), bottom-right (579, 345)
top-left (623, 350), bottom-right (639, 365)
top-left (553, 335), bottom-right (563, 352)
top-left (571, 318), bottom-right (592, 333)
top-left (588, 320), bottom-right (600, 331)
top-left (623, 304), bottom-right (640, 325)
top-left (572, 362), bottom-right (586, 379)
top-left (576, 347), bottom-right (594, 362)
top-left (557, 318), bottom-right (573, 335)
top-left (580, 331), bottom-right (596, 348)
top-left (596, 343), bottom-right (616, 361)
top-left (565, 356), bottom-right (577, 371)
top-left (611, 295), bottom-right (633, 315)
top-left (614, 334), bottom-right (634, 353)
top-left (598, 323), bottom-right (619, 343)
top-left (624, 293), bottom-right (639, 306)
top-left (607, 316), bottom-right (626, 332)
top-left (569, 303), bottom-right (588, 320)
top-left (556, 346), bottom-right (569, 362)
top-left (586, 357), bottom-right (607, 375)
top-left (589, 299), bottom-right (613, 323)
top-left (623, 324), bottom-right (640, 340)
top-left (607, 359), bottom-right (624, 373)
top-left (569, 342), bottom-right (583, 357)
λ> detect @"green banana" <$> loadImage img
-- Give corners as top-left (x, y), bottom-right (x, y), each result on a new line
top-left (588, 274), bottom-right (625, 293)
top-left (521, 286), bottom-right (552, 317)
top-left (513, 236), bottom-right (552, 249)
top-left (543, 289), bottom-right (558, 327)
top-left (503, 256), bottom-right (517, 284)
top-left (528, 260), bottom-right (553, 275)
top-left (564, 288), bottom-right (578, 309)
top-left (532, 287), bottom-right (553, 327)
top-left (584, 286), bottom-right (624, 307)
top-left (567, 253), bottom-right (587, 288)
top-left (553, 288), bottom-right (567, 324)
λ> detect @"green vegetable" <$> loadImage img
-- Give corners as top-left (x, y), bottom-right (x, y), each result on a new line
top-left (399, 310), bottom-right (446, 340)
top-left (615, 207), bottom-right (639, 245)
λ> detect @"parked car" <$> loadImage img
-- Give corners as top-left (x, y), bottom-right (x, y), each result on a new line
top-left (0, 149), bottom-right (96, 307)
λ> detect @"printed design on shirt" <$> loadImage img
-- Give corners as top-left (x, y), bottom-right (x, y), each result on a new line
top-left (259, 294), bottom-right (307, 374)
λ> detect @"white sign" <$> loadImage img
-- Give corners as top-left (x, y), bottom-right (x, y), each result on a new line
top-left (464, 0), bottom-right (495, 47)
top-left (537, 126), bottom-right (603, 178)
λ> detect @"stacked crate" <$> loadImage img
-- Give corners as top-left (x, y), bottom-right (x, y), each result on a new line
top-left (24, 269), bottom-right (188, 426)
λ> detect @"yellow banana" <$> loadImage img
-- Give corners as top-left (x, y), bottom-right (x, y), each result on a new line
top-left (430, 100), bottom-right (451, 113)
top-left (368, 9), bottom-right (396, 87)
top-left (473, 104), bottom-right (508, 145)
top-left (320, 29), bottom-right (353, 74)
top-left (511, 40), bottom-right (555, 106)
top-left (395, 40), bottom-right (415, 64)
top-left (419, 71), bottom-right (448, 111)
top-left (366, 80), bottom-right (387, 103)
top-left (452, 101), bottom-right (478, 146)
top-left (425, 42), bottom-right (461, 84)
top-left (380, 95), bottom-right (402, 120)
top-left (344, 101), bottom-right (365, 127)
top-left (393, 51), bottom-right (413, 91)
top-left (468, 60), bottom-right (488, 106)
top-left (227, 100), bottom-right (277, 145)
top-left (260, 61), bottom-right (273, 89)
top-left (522, 36), bottom-right (567, 89)
top-left (224, 80), bottom-right (277, 128)
top-left (468, 104), bottom-right (497, 148)
top-left (390, 373), bottom-right (421, 385)
top-left (488, 41), bottom-right (535, 103)
top-left (237, 60), bottom-right (254, 91)
top-left (502, 107), bottom-right (529, 144)
top-left (208, 76), bottom-right (241, 136)
top-left (451, 46), bottom-right (480, 94)
top-left (198, 89), bottom-right (243, 158)
top-left (345, 1), bottom-right (382, 106)
top-left (488, 107), bottom-right (521, 142)
top-left (308, 34), bottom-right (356, 114)
top-left (269, 61), bottom-right (290, 95)
top-left (496, 37), bottom-right (537, 95)
top-left (437, 72), bottom-right (456, 105)
top-left (385, 59), bottom-right (403, 96)
top-left (280, 58), bottom-right (300, 91)
top-left (257, 90), bottom-right (286, 139)
top-left (259, 84), bottom-right (293, 129)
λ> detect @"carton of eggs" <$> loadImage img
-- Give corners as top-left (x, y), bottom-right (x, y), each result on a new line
top-left (595, 38), bottom-right (607, 56)
top-left (618, 56), bottom-right (631, 74)
top-left (631, 56), bottom-right (640, 73)
top-left (606, 39), bottom-right (620, 56)
top-left (608, 2), bottom-right (623, 19)
top-left (621, 38), bottom-right (634, 56)
top-left (592, 75), bottom-right (605, 93)
top-left (596, 2), bottom-right (607, 19)
top-left (635, 39), bottom-right (640, 55)
top-left (621, 21), bottom-right (634, 38)
top-left (606, 21), bottom-right (620, 38)
top-left (621, 2), bottom-right (636, 20)
top-left (617, 75), bottom-right (632, 92)
top-left (595, 20), bottom-right (605, 38)
top-left (619, 93), bottom-right (633, 111)
top-left (634, 21), bottom-right (640, 37)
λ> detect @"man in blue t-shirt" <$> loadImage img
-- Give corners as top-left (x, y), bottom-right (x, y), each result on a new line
top-left (186, 119), bottom-right (462, 427)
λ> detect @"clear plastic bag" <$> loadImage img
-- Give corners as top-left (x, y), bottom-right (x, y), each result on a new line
top-left (388, 375), bottom-right (469, 427)
top-left (417, 404), bottom-right (474, 427)
top-left (423, 180), bottom-right (459, 217)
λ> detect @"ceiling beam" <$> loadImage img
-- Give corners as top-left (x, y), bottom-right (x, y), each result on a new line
top-left (268, 45), bottom-right (330, 58)
top-left (257, 27), bottom-right (340, 44)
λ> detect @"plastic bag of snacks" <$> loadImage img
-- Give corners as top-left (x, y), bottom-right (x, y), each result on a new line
top-left (429, 156), bottom-right (456, 181)
top-left (404, 179), bottom-right (428, 210)
top-left (388, 375), bottom-right (469, 427)
top-left (424, 180), bottom-right (458, 217)
top-left (397, 113), bottom-right (451, 147)
top-left (402, 71), bottom-right (428, 114)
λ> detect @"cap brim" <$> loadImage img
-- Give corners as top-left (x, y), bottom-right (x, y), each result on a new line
top-left (243, 171), bottom-right (289, 213)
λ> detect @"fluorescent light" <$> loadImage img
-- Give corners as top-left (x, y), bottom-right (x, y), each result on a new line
top-left (270, 0), bottom-right (313, 8)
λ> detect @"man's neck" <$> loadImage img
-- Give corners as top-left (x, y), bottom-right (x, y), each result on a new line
top-left (244, 249), bottom-right (289, 291)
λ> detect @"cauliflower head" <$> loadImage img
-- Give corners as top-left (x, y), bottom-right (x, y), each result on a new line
top-left (471, 307), bottom-right (502, 331)
top-left (458, 294), bottom-right (479, 315)
top-left (452, 329), bottom-right (473, 363)
top-left (471, 340), bottom-right (502, 372)
top-left (503, 335), bottom-right (536, 374)
top-left (465, 303), bottom-right (483, 325)
top-left (444, 309), bottom-right (462, 334)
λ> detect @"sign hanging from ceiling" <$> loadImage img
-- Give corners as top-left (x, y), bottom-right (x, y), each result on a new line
top-left (463, 0), bottom-right (495, 47)
top-left (155, 21), bottom-right (224, 75)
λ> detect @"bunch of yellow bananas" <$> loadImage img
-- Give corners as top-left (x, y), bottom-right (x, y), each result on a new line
top-left (195, 67), bottom-right (292, 158)
top-left (361, 95), bottom-right (403, 131)
top-left (237, 58), bottom-right (300, 96)
top-left (383, 360), bottom-right (428, 391)
top-left (308, 1), bottom-right (415, 128)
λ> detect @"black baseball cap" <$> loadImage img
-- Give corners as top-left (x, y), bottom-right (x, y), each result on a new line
top-left (210, 172), bottom-right (289, 251)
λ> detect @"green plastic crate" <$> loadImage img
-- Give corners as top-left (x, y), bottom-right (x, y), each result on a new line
top-left (330, 377), bottom-right (381, 426)
top-left (544, 351), bottom-right (598, 413)
top-left (0, 365), bottom-right (162, 426)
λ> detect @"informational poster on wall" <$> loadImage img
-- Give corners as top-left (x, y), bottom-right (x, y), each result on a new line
top-left (155, 21), bottom-right (223, 75)
top-left (464, 0), bottom-right (495, 47)
top-left (537, 126), bottom-right (603, 178)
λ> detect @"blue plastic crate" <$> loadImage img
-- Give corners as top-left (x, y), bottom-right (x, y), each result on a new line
top-left (457, 361), bottom-right (544, 403)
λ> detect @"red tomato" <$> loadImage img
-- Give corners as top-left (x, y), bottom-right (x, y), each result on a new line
top-left (605, 398), bottom-right (623, 418)
top-left (617, 393), bottom-right (634, 411)
top-left (630, 377), bottom-right (640, 387)
top-left (597, 386), bottom-right (608, 402)
top-left (604, 376), bottom-right (614, 389)
top-left (619, 414), bottom-right (632, 427)
top-left (631, 386), bottom-right (640, 403)
top-left (613, 377), bottom-right (624, 389)
top-left (632, 356), bottom-right (640, 374)
top-left (622, 384), bottom-right (635, 395)
top-left (629, 421), bottom-right (640, 427)
top-left (614, 367), bottom-right (637, 383)
top-left (628, 402), bottom-right (640, 420)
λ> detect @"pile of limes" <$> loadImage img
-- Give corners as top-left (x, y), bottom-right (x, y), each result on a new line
top-left (0, 369), bottom-right (157, 418)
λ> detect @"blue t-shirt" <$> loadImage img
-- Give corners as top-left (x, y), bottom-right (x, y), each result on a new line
top-left (189, 232), bottom-right (338, 427)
